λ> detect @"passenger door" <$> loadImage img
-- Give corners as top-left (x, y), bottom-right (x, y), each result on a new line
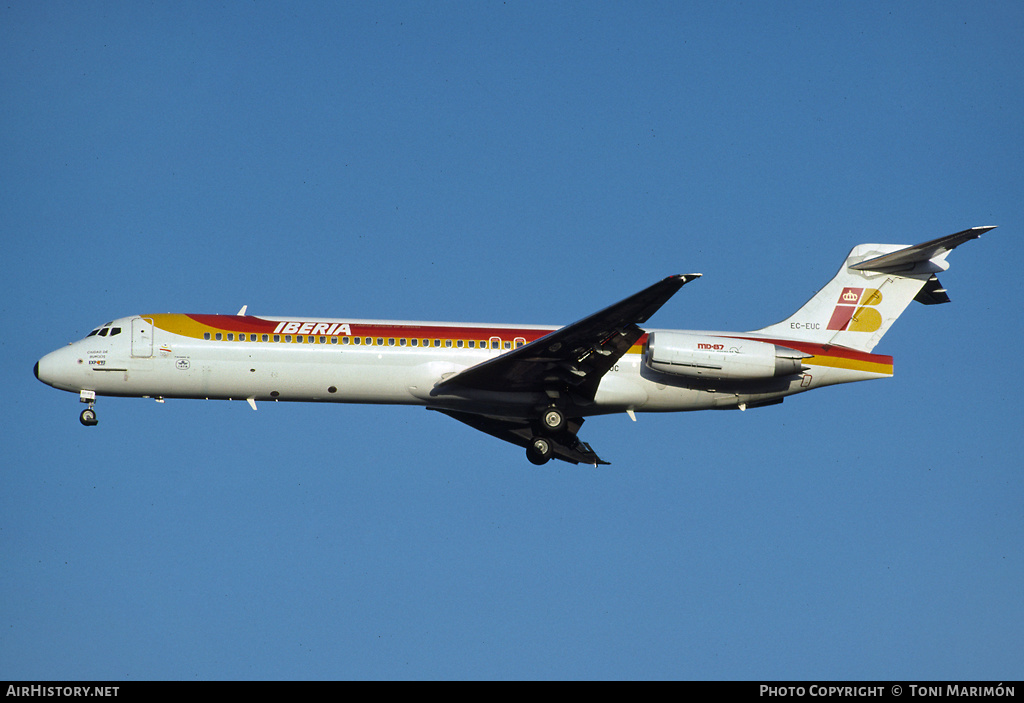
top-left (131, 317), bottom-right (154, 358)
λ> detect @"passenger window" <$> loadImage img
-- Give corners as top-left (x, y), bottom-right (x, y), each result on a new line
top-left (504, 341), bottom-right (511, 349)
top-left (320, 336), bottom-right (326, 344)
top-left (410, 339), bottom-right (418, 347)
top-left (434, 339), bottom-right (441, 347)
top-left (285, 335), bottom-right (292, 342)
top-left (216, 333), bottom-right (223, 341)
top-left (274, 334), bottom-right (280, 342)
top-left (445, 340), bottom-right (453, 348)
top-left (250, 334), bottom-right (257, 341)
top-left (261, 334), bottom-right (268, 342)
top-left (204, 332), bottom-right (211, 340)
top-left (296, 335), bottom-right (304, 343)
top-left (330, 336), bottom-right (337, 344)
top-left (456, 340), bottom-right (464, 348)
top-left (388, 338), bottom-right (395, 346)
top-left (376, 338), bottom-right (384, 346)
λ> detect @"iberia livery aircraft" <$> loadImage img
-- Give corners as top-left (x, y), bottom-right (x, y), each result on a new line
top-left (36, 227), bottom-right (993, 466)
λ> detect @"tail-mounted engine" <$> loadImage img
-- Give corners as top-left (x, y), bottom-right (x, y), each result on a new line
top-left (645, 332), bottom-right (810, 380)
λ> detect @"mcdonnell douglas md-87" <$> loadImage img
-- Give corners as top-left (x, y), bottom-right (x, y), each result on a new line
top-left (36, 227), bottom-right (993, 465)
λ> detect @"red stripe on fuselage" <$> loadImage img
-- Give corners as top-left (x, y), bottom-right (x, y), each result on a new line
top-left (184, 315), bottom-right (557, 342)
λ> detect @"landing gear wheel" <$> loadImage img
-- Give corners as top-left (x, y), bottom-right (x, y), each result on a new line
top-left (540, 407), bottom-right (566, 433)
top-left (526, 436), bottom-right (553, 465)
top-left (79, 408), bottom-right (98, 426)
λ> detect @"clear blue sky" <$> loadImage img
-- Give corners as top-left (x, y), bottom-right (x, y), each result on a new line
top-left (3, 1), bottom-right (1021, 680)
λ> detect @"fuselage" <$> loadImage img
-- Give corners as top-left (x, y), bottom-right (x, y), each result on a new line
top-left (35, 313), bottom-right (893, 419)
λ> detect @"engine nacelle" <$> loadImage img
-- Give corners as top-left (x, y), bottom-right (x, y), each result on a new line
top-left (645, 332), bottom-right (809, 380)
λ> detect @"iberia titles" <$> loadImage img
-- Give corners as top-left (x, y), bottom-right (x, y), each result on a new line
top-left (271, 321), bottom-right (352, 336)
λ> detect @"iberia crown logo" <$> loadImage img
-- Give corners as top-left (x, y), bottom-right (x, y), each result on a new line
top-left (827, 287), bottom-right (883, 332)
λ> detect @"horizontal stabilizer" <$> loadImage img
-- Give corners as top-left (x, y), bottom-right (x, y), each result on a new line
top-left (849, 226), bottom-right (995, 272)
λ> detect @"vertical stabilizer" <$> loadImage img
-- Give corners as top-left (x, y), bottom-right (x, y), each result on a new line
top-left (755, 227), bottom-right (994, 352)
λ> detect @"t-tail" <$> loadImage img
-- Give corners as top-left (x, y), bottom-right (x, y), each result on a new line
top-left (756, 226), bottom-right (996, 352)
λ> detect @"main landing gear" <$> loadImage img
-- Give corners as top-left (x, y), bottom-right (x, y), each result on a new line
top-left (430, 407), bottom-right (608, 466)
top-left (525, 406), bottom-right (566, 465)
top-left (79, 390), bottom-right (98, 426)
top-left (526, 436), bottom-right (553, 465)
top-left (540, 406), bottom-right (566, 433)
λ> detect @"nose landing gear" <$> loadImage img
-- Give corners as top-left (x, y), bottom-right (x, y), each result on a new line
top-left (79, 390), bottom-right (98, 426)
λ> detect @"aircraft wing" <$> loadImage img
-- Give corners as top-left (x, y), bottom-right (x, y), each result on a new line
top-left (433, 274), bottom-right (701, 401)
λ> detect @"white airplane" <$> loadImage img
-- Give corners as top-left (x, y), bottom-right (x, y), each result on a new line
top-left (36, 226), bottom-right (993, 465)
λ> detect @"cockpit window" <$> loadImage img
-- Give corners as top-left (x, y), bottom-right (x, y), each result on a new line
top-left (87, 323), bottom-right (121, 338)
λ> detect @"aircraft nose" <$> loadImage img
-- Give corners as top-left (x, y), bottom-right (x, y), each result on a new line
top-left (35, 353), bottom-right (53, 386)
top-left (35, 348), bottom-right (71, 389)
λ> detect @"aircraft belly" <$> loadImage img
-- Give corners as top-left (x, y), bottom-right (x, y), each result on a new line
top-left (593, 372), bottom-right (649, 410)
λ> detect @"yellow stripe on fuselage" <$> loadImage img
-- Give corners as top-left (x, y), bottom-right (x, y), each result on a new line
top-left (149, 314), bottom-right (220, 339)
